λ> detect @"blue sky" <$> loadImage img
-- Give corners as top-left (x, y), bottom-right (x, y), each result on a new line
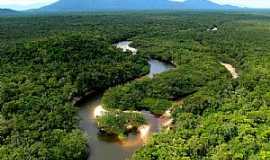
top-left (1, 0), bottom-right (270, 10)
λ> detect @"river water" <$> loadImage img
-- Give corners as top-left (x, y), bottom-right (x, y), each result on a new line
top-left (79, 41), bottom-right (174, 160)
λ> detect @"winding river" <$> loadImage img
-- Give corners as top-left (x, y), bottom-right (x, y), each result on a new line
top-left (79, 41), bottom-right (174, 160)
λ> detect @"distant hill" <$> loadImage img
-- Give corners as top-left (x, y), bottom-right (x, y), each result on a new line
top-left (0, 8), bottom-right (18, 14)
top-left (39, 0), bottom-right (239, 12)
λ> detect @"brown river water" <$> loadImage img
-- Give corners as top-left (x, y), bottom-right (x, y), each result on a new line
top-left (79, 41), bottom-right (174, 160)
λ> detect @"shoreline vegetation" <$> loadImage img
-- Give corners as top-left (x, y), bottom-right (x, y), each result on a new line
top-left (1, 12), bottom-right (270, 160)
top-left (97, 41), bottom-right (240, 142)
top-left (92, 41), bottom-right (175, 142)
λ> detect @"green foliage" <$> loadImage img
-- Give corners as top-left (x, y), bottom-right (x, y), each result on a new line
top-left (1, 11), bottom-right (270, 160)
top-left (130, 12), bottom-right (270, 160)
top-left (0, 31), bottom-right (148, 159)
top-left (142, 98), bottom-right (172, 115)
top-left (96, 111), bottom-right (146, 139)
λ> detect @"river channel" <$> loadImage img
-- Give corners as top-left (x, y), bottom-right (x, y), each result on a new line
top-left (79, 41), bottom-right (174, 160)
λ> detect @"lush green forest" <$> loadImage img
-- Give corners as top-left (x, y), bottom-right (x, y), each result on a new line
top-left (0, 22), bottom-right (148, 159)
top-left (1, 11), bottom-right (270, 159)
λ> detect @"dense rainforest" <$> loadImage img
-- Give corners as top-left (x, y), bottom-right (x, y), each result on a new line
top-left (1, 11), bottom-right (270, 159)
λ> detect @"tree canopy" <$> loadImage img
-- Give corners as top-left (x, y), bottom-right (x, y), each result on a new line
top-left (1, 11), bottom-right (270, 159)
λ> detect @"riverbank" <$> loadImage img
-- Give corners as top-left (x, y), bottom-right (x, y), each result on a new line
top-left (220, 62), bottom-right (239, 79)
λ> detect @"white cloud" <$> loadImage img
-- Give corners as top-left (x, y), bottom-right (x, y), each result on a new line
top-left (213, 0), bottom-right (270, 8)
top-left (171, 0), bottom-right (270, 8)
top-left (0, 0), bottom-right (58, 10)
top-left (0, 0), bottom-right (57, 6)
